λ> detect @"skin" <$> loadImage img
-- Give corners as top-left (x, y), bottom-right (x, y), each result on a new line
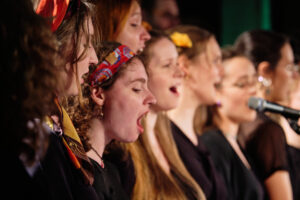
top-left (258, 43), bottom-right (295, 103)
top-left (144, 37), bottom-right (184, 173)
top-left (146, 38), bottom-right (184, 112)
top-left (186, 37), bottom-right (222, 105)
top-left (63, 18), bottom-right (98, 96)
top-left (217, 56), bottom-right (257, 124)
top-left (257, 43), bottom-right (295, 200)
top-left (88, 58), bottom-right (156, 160)
top-left (215, 56), bottom-right (257, 169)
top-left (152, 0), bottom-right (180, 30)
top-left (168, 36), bottom-right (222, 145)
top-left (116, 1), bottom-right (151, 53)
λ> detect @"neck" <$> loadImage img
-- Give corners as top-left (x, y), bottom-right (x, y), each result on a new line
top-left (215, 114), bottom-right (239, 139)
top-left (87, 118), bottom-right (109, 161)
top-left (145, 110), bottom-right (158, 140)
top-left (168, 85), bottom-right (200, 138)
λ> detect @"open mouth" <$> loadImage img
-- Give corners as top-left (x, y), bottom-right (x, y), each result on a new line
top-left (170, 85), bottom-right (179, 96)
top-left (137, 111), bottom-right (148, 133)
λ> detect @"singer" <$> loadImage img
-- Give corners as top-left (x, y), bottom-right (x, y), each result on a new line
top-left (236, 30), bottom-right (299, 200)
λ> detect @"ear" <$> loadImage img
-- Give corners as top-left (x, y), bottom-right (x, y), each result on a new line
top-left (90, 87), bottom-right (105, 106)
top-left (257, 61), bottom-right (273, 79)
top-left (177, 54), bottom-right (190, 76)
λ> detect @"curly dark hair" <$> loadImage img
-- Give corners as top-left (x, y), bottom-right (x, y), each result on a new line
top-left (0, 0), bottom-right (64, 165)
top-left (65, 42), bottom-right (139, 151)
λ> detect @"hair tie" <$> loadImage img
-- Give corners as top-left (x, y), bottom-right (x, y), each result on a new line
top-left (88, 45), bottom-right (135, 87)
top-left (170, 32), bottom-right (193, 48)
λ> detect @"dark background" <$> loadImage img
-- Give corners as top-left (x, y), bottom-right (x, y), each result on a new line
top-left (176, 0), bottom-right (300, 46)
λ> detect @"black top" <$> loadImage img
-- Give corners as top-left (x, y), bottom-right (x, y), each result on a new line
top-left (287, 146), bottom-right (300, 200)
top-left (90, 158), bottom-right (129, 200)
top-left (201, 129), bottom-right (264, 200)
top-left (3, 133), bottom-right (100, 200)
top-left (35, 133), bottom-right (101, 200)
top-left (245, 113), bottom-right (300, 200)
top-left (170, 121), bottom-right (228, 200)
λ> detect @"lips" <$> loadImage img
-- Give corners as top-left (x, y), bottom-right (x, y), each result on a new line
top-left (137, 111), bottom-right (148, 133)
top-left (169, 84), bottom-right (181, 96)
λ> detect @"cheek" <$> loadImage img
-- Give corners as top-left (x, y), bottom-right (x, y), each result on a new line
top-left (77, 59), bottom-right (90, 83)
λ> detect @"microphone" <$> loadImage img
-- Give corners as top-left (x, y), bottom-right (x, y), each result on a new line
top-left (248, 97), bottom-right (300, 120)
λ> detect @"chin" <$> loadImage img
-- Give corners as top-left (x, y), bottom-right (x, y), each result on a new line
top-left (245, 110), bottom-right (257, 122)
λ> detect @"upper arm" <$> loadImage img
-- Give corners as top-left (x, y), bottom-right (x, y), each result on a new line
top-left (264, 170), bottom-right (293, 200)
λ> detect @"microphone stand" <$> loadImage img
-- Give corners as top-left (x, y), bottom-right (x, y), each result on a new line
top-left (287, 118), bottom-right (300, 135)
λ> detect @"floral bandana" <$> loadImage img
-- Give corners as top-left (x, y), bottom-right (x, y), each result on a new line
top-left (88, 45), bottom-right (135, 87)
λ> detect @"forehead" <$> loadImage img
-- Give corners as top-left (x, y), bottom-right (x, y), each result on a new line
top-left (279, 43), bottom-right (294, 64)
top-left (121, 58), bottom-right (147, 81)
top-left (223, 57), bottom-right (255, 79)
top-left (129, 1), bottom-right (141, 17)
top-left (206, 37), bottom-right (221, 57)
top-left (150, 38), bottom-right (178, 62)
top-left (82, 16), bottom-right (94, 36)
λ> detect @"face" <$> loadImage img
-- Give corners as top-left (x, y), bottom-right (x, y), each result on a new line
top-left (217, 57), bottom-right (257, 123)
top-left (186, 37), bottom-right (222, 105)
top-left (116, 1), bottom-right (151, 53)
top-left (147, 38), bottom-right (184, 112)
top-left (102, 58), bottom-right (156, 142)
top-left (152, 0), bottom-right (180, 30)
top-left (270, 43), bottom-right (296, 102)
top-left (63, 18), bottom-right (98, 96)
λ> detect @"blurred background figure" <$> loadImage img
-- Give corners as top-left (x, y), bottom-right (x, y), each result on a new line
top-left (201, 48), bottom-right (263, 200)
top-left (141, 0), bottom-right (181, 30)
top-left (235, 30), bottom-right (297, 200)
top-left (166, 25), bottom-right (227, 200)
top-left (96, 0), bottom-right (150, 53)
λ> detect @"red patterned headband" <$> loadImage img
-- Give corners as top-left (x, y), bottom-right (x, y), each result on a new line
top-left (36, 0), bottom-right (77, 32)
top-left (88, 45), bottom-right (135, 87)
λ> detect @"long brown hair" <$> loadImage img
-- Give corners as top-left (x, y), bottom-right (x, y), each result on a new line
top-left (121, 31), bottom-right (206, 200)
top-left (55, 0), bottom-right (99, 100)
top-left (1, 0), bottom-right (63, 165)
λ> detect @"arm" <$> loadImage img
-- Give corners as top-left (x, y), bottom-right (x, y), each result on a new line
top-left (264, 170), bottom-right (293, 200)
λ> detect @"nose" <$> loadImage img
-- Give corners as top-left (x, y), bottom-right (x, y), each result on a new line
top-left (174, 63), bottom-right (185, 78)
top-left (89, 45), bottom-right (99, 65)
top-left (140, 26), bottom-right (151, 43)
top-left (248, 83), bottom-right (257, 96)
top-left (144, 88), bottom-right (157, 106)
top-left (212, 64), bottom-right (222, 83)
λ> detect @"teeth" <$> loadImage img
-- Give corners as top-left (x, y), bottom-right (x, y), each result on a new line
top-left (137, 48), bottom-right (144, 53)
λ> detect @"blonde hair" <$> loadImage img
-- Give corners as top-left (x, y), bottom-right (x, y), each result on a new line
top-left (121, 113), bottom-right (206, 200)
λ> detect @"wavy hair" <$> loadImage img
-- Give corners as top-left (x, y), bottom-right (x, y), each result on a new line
top-left (1, 0), bottom-right (63, 165)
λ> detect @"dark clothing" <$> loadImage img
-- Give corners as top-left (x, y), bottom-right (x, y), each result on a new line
top-left (201, 129), bottom-right (264, 200)
top-left (244, 113), bottom-right (300, 200)
top-left (4, 133), bottom-right (100, 200)
top-left (104, 149), bottom-right (136, 197)
top-left (35, 133), bottom-right (100, 200)
top-left (170, 122), bottom-right (228, 200)
top-left (91, 158), bottom-right (129, 200)
top-left (287, 146), bottom-right (300, 200)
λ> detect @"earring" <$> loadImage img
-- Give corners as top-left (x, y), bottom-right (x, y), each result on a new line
top-left (258, 76), bottom-right (272, 95)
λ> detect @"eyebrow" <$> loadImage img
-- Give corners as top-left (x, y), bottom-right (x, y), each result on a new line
top-left (128, 78), bottom-right (146, 84)
top-left (131, 12), bottom-right (141, 18)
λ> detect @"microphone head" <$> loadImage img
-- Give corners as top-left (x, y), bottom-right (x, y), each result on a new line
top-left (248, 96), bottom-right (264, 112)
